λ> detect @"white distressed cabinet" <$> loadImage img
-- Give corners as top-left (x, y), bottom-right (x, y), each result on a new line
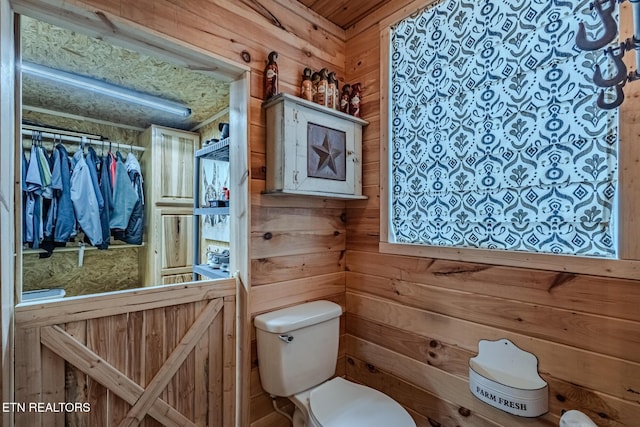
top-left (263, 93), bottom-right (368, 199)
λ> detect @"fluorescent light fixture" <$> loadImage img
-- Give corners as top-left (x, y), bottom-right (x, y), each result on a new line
top-left (21, 61), bottom-right (192, 117)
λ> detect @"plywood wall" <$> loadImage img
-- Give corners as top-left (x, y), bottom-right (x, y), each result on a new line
top-left (344, 2), bottom-right (640, 427)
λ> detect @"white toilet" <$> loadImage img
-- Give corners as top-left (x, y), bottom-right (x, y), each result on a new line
top-left (254, 300), bottom-right (416, 427)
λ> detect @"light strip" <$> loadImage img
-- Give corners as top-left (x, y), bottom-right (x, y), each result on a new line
top-left (21, 61), bottom-right (192, 117)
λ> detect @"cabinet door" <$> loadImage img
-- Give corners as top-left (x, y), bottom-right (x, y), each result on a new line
top-left (155, 127), bottom-right (197, 205)
top-left (162, 273), bottom-right (194, 285)
top-left (161, 214), bottom-right (194, 269)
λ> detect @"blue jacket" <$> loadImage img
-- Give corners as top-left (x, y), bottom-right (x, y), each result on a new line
top-left (121, 152), bottom-right (144, 245)
top-left (98, 152), bottom-right (113, 249)
top-left (47, 144), bottom-right (76, 242)
top-left (109, 152), bottom-right (138, 232)
top-left (71, 150), bottom-right (103, 246)
top-left (24, 146), bottom-right (43, 248)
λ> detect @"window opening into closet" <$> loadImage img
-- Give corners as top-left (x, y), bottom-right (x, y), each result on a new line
top-left (18, 15), bottom-right (233, 301)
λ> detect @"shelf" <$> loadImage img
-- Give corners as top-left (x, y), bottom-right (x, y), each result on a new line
top-left (23, 242), bottom-right (145, 255)
top-left (195, 207), bottom-right (230, 215)
top-left (193, 264), bottom-right (230, 280)
top-left (262, 189), bottom-right (368, 200)
top-left (196, 137), bottom-right (229, 160)
top-left (262, 93), bottom-right (369, 126)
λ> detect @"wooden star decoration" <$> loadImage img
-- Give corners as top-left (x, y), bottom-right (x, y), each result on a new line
top-left (312, 133), bottom-right (343, 175)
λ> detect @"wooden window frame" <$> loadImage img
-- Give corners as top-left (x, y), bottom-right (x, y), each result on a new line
top-left (378, 1), bottom-right (640, 280)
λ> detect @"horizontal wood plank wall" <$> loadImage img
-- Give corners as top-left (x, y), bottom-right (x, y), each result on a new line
top-left (14, 1), bottom-right (349, 425)
top-left (344, 3), bottom-right (640, 427)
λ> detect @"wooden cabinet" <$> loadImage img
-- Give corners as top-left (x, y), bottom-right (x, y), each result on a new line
top-left (140, 125), bottom-right (198, 286)
top-left (263, 93), bottom-right (368, 199)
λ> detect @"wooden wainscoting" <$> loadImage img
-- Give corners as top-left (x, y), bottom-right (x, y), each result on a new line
top-left (14, 280), bottom-right (236, 427)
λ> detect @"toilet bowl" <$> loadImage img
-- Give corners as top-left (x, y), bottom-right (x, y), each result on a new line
top-left (254, 300), bottom-right (415, 427)
top-left (290, 377), bottom-right (415, 427)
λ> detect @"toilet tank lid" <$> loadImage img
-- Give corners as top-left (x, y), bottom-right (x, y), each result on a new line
top-left (254, 301), bottom-right (342, 333)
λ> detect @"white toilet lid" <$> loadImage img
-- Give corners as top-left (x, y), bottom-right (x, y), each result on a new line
top-left (309, 377), bottom-right (415, 427)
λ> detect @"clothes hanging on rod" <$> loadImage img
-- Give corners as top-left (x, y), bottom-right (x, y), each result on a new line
top-left (21, 126), bottom-right (146, 255)
top-left (20, 125), bottom-right (146, 154)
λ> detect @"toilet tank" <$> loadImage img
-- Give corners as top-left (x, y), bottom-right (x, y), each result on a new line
top-left (254, 300), bottom-right (342, 397)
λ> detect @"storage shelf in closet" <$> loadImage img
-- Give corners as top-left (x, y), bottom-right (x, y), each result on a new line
top-left (23, 242), bottom-right (145, 255)
top-left (193, 135), bottom-right (230, 281)
top-left (196, 137), bottom-right (229, 160)
top-left (194, 207), bottom-right (229, 215)
top-left (193, 264), bottom-right (230, 280)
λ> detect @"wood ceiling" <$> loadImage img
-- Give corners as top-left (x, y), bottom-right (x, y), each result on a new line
top-left (298, 0), bottom-right (389, 28)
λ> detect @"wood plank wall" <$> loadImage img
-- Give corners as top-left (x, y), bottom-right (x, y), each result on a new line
top-left (344, 2), bottom-right (640, 427)
top-left (21, 1), bottom-right (349, 425)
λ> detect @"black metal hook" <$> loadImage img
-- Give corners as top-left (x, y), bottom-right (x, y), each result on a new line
top-left (576, 0), bottom-right (618, 51)
top-left (597, 80), bottom-right (625, 109)
top-left (593, 43), bottom-right (628, 87)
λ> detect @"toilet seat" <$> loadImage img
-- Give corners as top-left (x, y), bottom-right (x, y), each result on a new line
top-left (308, 377), bottom-right (415, 427)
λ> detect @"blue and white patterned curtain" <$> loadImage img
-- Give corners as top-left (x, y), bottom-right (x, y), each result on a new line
top-left (389, 0), bottom-right (619, 257)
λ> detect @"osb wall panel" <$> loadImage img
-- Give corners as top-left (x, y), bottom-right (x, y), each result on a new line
top-left (22, 247), bottom-right (139, 297)
top-left (44, 1), bottom-right (347, 425)
top-left (23, 110), bottom-right (142, 146)
top-left (21, 15), bottom-right (229, 130)
top-left (344, 4), bottom-right (640, 427)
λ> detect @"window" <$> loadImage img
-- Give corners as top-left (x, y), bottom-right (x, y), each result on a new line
top-left (387, 0), bottom-right (618, 257)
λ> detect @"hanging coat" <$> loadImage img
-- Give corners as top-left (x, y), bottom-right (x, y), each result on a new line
top-left (86, 147), bottom-right (108, 249)
top-left (121, 152), bottom-right (144, 245)
top-left (70, 150), bottom-right (103, 246)
top-left (47, 144), bottom-right (76, 243)
top-left (22, 151), bottom-right (28, 245)
top-left (99, 153), bottom-right (113, 249)
top-left (24, 146), bottom-right (44, 249)
top-left (109, 152), bottom-right (138, 236)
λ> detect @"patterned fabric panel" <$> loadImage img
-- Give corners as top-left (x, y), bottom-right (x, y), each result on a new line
top-left (390, 0), bottom-right (618, 257)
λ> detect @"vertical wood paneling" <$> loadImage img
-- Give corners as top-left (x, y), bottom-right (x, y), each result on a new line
top-left (15, 327), bottom-right (42, 427)
top-left (208, 302), bottom-right (224, 427)
top-left (193, 301), bottom-right (209, 427)
top-left (65, 321), bottom-right (88, 427)
top-left (143, 308), bottom-right (165, 427)
top-left (41, 345), bottom-right (65, 427)
top-left (14, 283), bottom-right (235, 427)
top-left (223, 296), bottom-right (236, 427)
top-left (86, 318), bottom-right (108, 427)
top-left (108, 314), bottom-right (129, 425)
top-left (177, 303), bottom-right (196, 421)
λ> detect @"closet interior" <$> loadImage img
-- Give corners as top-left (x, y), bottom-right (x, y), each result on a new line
top-left (19, 15), bottom-right (232, 300)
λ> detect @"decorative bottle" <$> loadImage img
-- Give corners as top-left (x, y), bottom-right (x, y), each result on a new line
top-left (327, 72), bottom-right (337, 109)
top-left (314, 68), bottom-right (329, 107)
top-left (349, 82), bottom-right (361, 117)
top-left (340, 84), bottom-right (351, 114)
top-left (263, 51), bottom-right (279, 100)
top-left (300, 68), bottom-right (313, 101)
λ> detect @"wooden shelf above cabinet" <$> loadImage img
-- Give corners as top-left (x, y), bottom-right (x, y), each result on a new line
top-left (263, 93), bottom-right (368, 200)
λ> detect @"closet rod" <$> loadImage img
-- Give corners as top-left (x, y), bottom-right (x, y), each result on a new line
top-left (21, 125), bottom-right (145, 152)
